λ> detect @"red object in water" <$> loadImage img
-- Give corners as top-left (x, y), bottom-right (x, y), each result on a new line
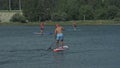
top-left (53, 48), bottom-right (64, 52)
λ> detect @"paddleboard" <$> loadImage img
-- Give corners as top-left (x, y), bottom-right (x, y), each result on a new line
top-left (34, 32), bottom-right (43, 35)
top-left (33, 32), bottom-right (53, 35)
top-left (53, 46), bottom-right (69, 52)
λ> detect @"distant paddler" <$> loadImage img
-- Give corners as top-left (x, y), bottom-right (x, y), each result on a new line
top-left (72, 20), bottom-right (77, 31)
top-left (40, 22), bottom-right (45, 34)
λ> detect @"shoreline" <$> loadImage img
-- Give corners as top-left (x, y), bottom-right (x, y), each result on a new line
top-left (0, 20), bottom-right (120, 26)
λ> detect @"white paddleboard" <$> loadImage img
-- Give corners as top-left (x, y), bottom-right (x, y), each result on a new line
top-left (34, 32), bottom-right (43, 35)
top-left (34, 32), bottom-right (53, 35)
top-left (53, 46), bottom-right (69, 52)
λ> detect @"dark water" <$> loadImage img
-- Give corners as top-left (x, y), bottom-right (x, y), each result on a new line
top-left (0, 25), bottom-right (120, 68)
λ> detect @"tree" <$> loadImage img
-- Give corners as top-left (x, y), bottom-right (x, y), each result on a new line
top-left (0, 0), bottom-right (9, 10)
top-left (105, 6), bottom-right (119, 19)
top-left (20, 0), bottom-right (120, 21)
top-left (94, 8), bottom-right (107, 20)
top-left (78, 5), bottom-right (94, 20)
top-left (22, 0), bottom-right (56, 22)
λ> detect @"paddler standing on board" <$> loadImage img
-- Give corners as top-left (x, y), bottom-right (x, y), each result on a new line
top-left (72, 20), bottom-right (77, 31)
top-left (54, 24), bottom-right (64, 48)
top-left (40, 22), bottom-right (44, 34)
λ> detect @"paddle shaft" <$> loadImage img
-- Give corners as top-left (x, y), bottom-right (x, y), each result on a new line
top-left (47, 41), bottom-right (55, 50)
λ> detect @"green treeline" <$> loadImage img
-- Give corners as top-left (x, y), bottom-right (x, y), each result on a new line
top-left (0, 0), bottom-right (120, 22)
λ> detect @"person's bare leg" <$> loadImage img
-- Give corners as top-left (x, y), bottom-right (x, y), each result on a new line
top-left (56, 41), bottom-right (59, 48)
top-left (60, 41), bottom-right (64, 48)
top-left (40, 30), bottom-right (43, 34)
top-left (74, 27), bottom-right (76, 31)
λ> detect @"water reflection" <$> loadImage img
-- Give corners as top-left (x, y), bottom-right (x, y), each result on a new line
top-left (53, 52), bottom-right (65, 68)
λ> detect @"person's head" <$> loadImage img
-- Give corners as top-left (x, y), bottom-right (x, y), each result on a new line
top-left (56, 23), bottom-right (60, 27)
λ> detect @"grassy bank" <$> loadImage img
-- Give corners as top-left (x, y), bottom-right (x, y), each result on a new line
top-left (0, 20), bottom-right (120, 26)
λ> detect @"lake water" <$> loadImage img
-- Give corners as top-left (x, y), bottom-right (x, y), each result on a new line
top-left (0, 25), bottom-right (120, 68)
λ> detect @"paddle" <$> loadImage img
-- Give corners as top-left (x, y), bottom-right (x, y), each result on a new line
top-left (47, 41), bottom-right (55, 50)
top-left (46, 33), bottom-right (57, 50)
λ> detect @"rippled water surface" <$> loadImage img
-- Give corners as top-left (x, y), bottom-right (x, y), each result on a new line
top-left (0, 25), bottom-right (120, 68)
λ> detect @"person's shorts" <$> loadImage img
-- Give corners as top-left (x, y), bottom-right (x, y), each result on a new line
top-left (56, 33), bottom-right (64, 41)
top-left (40, 28), bottom-right (44, 30)
top-left (73, 25), bottom-right (77, 27)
